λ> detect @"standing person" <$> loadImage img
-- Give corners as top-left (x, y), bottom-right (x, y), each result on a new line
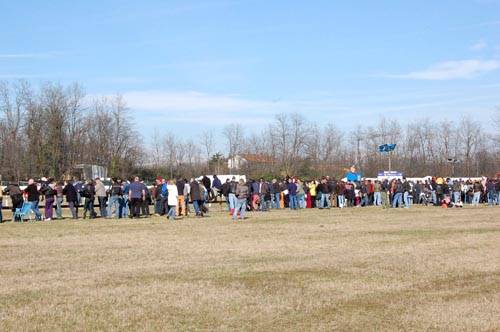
top-left (199, 181), bottom-right (209, 215)
top-left (74, 180), bottom-right (83, 207)
top-left (233, 179), bottom-right (249, 221)
top-left (63, 180), bottom-right (79, 219)
top-left (271, 179), bottom-right (281, 209)
top-left (317, 178), bottom-right (327, 209)
top-left (183, 179), bottom-right (191, 216)
top-left (308, 180), bottom-right (317, 208)
top-left (95, 177), bottom-right (107, 218)
top-left (190, 178), bottom-right (203, 217)
top-left (122, 179), bottom-right (130, 218)
top-left (259, 178), bottom-right (270, 211)
top-left (24, 179), bottom-right (42, 221)
top-left (486, 179), bottom-right (497, 206)
top-left (392, 179), bottom-right (404, 208)
top-left (153, 177), bottom-right (162, 215)
top-left (251, 179), bottom-right (260, 210)
top-left (360, 181), bottom-right (368, 207)
top-left (82, 180), bottom-right (96, 219)
top-left (288, 179), bottom-right (298, 210)
top-left (176, 178), bottom-right (186, 217)
top-left (403, 178), bottom-right (412, 208)
top-left (212, 175), bottom-right (222, 202)
top-left (414, 181), bottom-right (422, 204)
top-left (452, 180), bottom-right (461, 204)
top-left (373, 180), bottom-right (382, 206)
top-left (227, 176), bottom-right (238, 215)
top-left (202, 175), bottom-right (212, 201)
top-left (54, 181), bottom-right (64, 219)
top-left (141, 181), bottom-right (151, 216)
top-left (296, 179), bottom-right (306, 209)
top-left (4, 181), bottom-right (23, 221)
top-left (128, 176), bottom-right (146, 218)
top-left (221, 179), bottom-right (231, 211)
top-left (335, 181), bottom-right (344, 208)
top-left (472, 181), bottom-right (483, 206)
top-left (159, 178), bottom-right (168, 216)
top-left (40, 180), bottom-right (56, 221)
top-left (328, 178), bottom-right (338, 208)
top-left (167, 179), bottom-right (178, 220)
top-left (107, 178), bottom-right (123, 219)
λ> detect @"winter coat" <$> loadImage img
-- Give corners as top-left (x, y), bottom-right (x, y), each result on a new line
top-left (95, 181), bottom-right (107, 197)
top-left (236, 184), bottom-right (249, 199)
top-left (190, 181), bottom-right (203, 201)
top-left (63, 183), bottom-right (78, 203)
top-left (167, 184), bottom-right (178, 206)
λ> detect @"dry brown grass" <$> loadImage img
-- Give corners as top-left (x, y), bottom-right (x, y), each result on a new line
top-left (0, 206), bottom-right (499, 331)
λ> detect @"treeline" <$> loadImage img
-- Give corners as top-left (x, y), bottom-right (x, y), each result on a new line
top-left (152, 113), bottom-right (500, 179)
top-left (228, 113), bottom-right (500, 176)
top-left (1, 81), bottom-right (498, 181)
top-left (0, 81), bottom-right (142, 180)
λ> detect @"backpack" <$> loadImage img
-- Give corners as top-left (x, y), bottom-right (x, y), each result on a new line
top-left (81, 186), bottom-right (92, 198)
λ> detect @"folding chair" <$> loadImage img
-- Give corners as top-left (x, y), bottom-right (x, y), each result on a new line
top-left (13, 202), bottom-right (34, 222)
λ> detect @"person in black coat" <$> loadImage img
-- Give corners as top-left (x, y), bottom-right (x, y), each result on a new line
top-left (63, 180), bottom-right (79, 219)
top-left (3, 182), bottom-right (24, 214)
top-left (81, 180), bottom-right (96, 219)
top-left (190, 179), bottom-right (203, 217)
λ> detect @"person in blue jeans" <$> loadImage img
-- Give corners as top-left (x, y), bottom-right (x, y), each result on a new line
top-left (233, 179), bottom-right (249, 220)
top-left (227, 177), bottom-right (238, 214)
top-left (24, 179), bottom-right (42, 221)
top-left (108, 178), bottom-right (124, 218)
top-left (271, 179), bottom-right (281, 209)
top-left (392, 179), bottom-right (404, 208)
top-left (287, 179), bottom-right (298, 210)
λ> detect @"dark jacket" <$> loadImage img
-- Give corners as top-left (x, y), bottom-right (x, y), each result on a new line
top-left (110, 183), bottom-right (123, 196)
top-left (316, 182), bottom-right (328, 194)
top-left (40, 185), bottom-right (55, 199)
top-left (4, 184), bottom-right (22, 197)
top-left (235, 184), bottom-right (249, 199)
top-left (221, 182), bottom-right (230, 196)
top-left (228, 181), bottom-right (238, 194)
top-left (190, 181), bottom-right (203, 201)
top-left (260, 182), bottom-right (270, 195)
top-left (63, 183), bottom-right (78, 202)
top-left (212, 177), bottom-right (222, 190)
top-left (251, 182), bottom-right (260, 194)
top-left (24, 184), bottom-right (40, 202)
top-left (202, 176), bottom-right (211, 190)
top-left (287, 182), bottom-right (297, 195)
top-left (82, 184), bottom-right (96, 200)
top-left (176, 180), bottom-right (185, 195)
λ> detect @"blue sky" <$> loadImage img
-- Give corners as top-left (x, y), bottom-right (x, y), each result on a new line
top-left (1, 0), bottom-right (500, 141)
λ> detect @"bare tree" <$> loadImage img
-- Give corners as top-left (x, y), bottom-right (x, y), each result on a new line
top-left (223, 123), bottom-right (244, 171)
top-left (201, 130), bottom-right (215, 172)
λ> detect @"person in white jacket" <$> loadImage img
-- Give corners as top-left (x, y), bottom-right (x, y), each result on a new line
top-left (167, 180), bottom-right (178, 220)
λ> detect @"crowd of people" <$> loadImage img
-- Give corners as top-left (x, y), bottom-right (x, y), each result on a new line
top-left (220, 175), bottom-right (500, 220)
top-left (0, 174), bottom-right (498, 223)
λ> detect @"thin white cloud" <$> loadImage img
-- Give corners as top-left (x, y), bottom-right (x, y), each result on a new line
top-left (388, 59), bottom-right (500, 80)
top-left (122, 90), bottom-right (350, 126)
top-left (124, 90), bottom-right (273, 113)
top-left (0, 52), bottom-right (56, 59)
top-left (0, 73), bottom-right (42, 79)
top-left (470, 40), bottom-right (487, 51)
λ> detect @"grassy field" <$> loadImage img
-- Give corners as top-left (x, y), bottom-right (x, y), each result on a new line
top-left (0, 206), bottom-right (499, 331)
